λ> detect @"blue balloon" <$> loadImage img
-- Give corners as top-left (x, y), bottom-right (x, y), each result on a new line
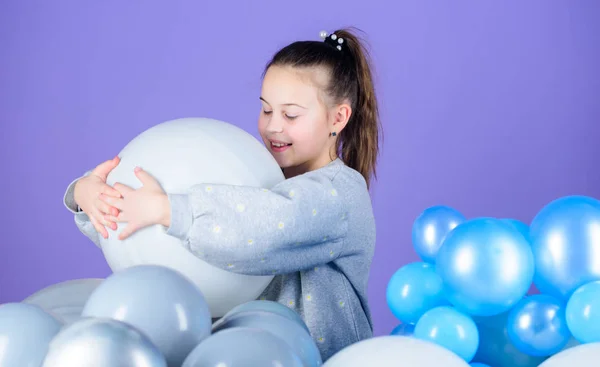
top-left (414, 306), bottom-right (479, 362)
top-left (0, 303), bottom-right (62, 367)
top-left (183, 327), bottom-right (304, 367)
top-left (81, 265), bottom-right (212, 367)
top-left (412, 205), bottom-right (466, 263)
top-left (212, 310), bottom-right (322, 367)
top-left (390, 322), bottom-right (415, 336)
top-left (566, 280), bottom-right (600, 343)
top-left (472, 311), bottom-right (548, 367)
top-left (529, 195), bottom-right (600, 299)
top-left (470, 364), bottom-right (491, 367)
top-left (501, 218), bottom-right (531, 243)
top-left (506, 295), bottom-right (571, 356)
top-left (213, 300), bottom-right (309, 333)
top-left (42, 318), bottom-right (167, 367)
top-left (436, 218), bottom-right (535, 316)
top-left (386, 262), bottom-right (449, 323)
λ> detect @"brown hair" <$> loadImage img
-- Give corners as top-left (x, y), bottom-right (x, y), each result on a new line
top-left (263, 27), bottom-right (382, 188)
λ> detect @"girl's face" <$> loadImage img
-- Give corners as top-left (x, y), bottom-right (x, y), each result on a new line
top-left (258, 65), bottom-right (349, 177)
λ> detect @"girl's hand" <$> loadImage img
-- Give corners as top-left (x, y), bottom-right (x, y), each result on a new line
top-left (73, 157), bottom-right (122, 239)
top-left (99, 167), bottom-right (170, 240)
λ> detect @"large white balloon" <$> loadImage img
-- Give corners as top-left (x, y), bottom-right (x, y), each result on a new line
top-left (323, 336), bottom-right (470, 367)
top-left (23, 278), bottom-right (103, 325)
top-left (100, 117), bottom-right (283, 317)
top-left (539, 342), bottom-right (600, 367)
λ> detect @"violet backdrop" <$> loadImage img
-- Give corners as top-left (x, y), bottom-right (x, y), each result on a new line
top-left (1, 0), bottom-right (599, 336)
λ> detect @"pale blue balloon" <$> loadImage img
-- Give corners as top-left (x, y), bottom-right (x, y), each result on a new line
top-left (391, 322), bottom-right (415, 336)
top-left (183, 327), bottom-right (304, 367)
top-left (213, 300), bottom-right (309, 333)
top-left (386, 262), bottom-right (448, 323)
top-left (436, 218), bottom-right (535, 316)
top-left (566, 280), bottom-right (600, 343)
top-left (414, 306), bottom-right (479, 362)
top-left (212, 310), bottom-right (322, 367)
top-left (81, 265), bottom-right (212, 367)
top-left (42, 317), bottom-right (167, 367)
top-left (471, 311), bottom-right (548, 367)
top-left (529, 195), bottom-right (600, 299)
top-left (412, 205), bottom-right (466, 263)
top-left (507, 295), bottom-right (571, 356)
top-left (0, 303), bottom-right (62, 367)
top-left (501, 218), bottom-right (531, 243)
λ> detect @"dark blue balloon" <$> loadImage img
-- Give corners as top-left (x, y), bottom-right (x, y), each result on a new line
top-left (529, 195), bottom-right (600, 299)
top-left (390, 323), bottom-right (415, 336)
top-left (470, 363), bottom-right (491, 367)
top-left (436, 218), bottom-right (535, 316)
top-left (506, 295), bottom-right (571, 356)
top-left (386, 262), bottom-right (448, 324)
top-left (412, 205), bottom-right (466, 263)
top-left (471, 311), bottom-right (548, 367)
top-left (414, 306), bottom-right (479, 362)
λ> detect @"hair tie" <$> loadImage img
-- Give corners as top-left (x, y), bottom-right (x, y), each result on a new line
top-left (319, 30), bottom-right (345, 51)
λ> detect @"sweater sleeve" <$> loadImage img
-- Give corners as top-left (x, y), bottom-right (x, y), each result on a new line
top-left (165, 168), bottom-right (350, 276)
top-left (63, 171), bottom-right (102, 248)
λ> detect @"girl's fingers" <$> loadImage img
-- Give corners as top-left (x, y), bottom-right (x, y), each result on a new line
top-left (93, 208), bottom-right (117, 231)
top-left (104, 213), bottom-right (124, 223)
top-left (102, 184), bottom-right (122, 198)
top-left (98, 194), bottom-right (124, 211)
top-left (95, 197), bottom-right (121, 215)
top-left (90, 216), bottom-right (108, 239)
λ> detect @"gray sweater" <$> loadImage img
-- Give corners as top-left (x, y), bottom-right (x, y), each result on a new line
top-left (63, 158), bottom-right (376, 361)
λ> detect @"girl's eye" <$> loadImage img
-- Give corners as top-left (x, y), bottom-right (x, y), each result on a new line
top-left (285, 114), bottom-right (298, 120)
top-left (263, 110), bottom-right (272, 115)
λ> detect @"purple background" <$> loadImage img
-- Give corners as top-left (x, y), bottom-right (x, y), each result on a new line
top-left (1, 1), bottom-right (599, 336)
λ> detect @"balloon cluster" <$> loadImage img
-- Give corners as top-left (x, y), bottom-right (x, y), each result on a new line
top-left (0, 265), bottom-right (320, 367)
top-left (386, 195), bottom-right (600, 367)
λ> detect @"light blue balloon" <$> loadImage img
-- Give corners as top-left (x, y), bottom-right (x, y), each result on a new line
top-left (529, 195), bottom-right (600, 299)
top-left (212, 310), bottom-right (322, 367)
top-left (472, 311), bottom-right (548, 367)
top-left (0, 303), bottom-right (62, 367)
top-left (412, 205), bottom-right (466, 263)
top-left (506, 295), bottom-right (571, 356)
top-left (391, 322), bottom-right (415, 336)
top-left (501, 218), bottom-right (531, 243)
top-left (42, 317), bottom-right (167, 367)
top-left (386, 262), bottom-right (448, 323)
top-left (183, 327), bottom-right (304, 367)
top-left (566, 280), bottom-right (600, 343)
top-left (81, 265), bottom-right (212, 367)
top-left (414, 306), bottom-right (479, 362)
top-left (436, 218), bottom-right (535, 316)
top-left (213, 300), bottom-right (309, 333)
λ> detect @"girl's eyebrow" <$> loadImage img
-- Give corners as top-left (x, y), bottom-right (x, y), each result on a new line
top-left (260, 97), bottom-right (307, 109)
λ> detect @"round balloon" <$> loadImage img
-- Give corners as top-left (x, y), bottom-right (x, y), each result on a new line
top-left (507, 295), bottom-right (571, 356)
top-left (212, 310), bottom-right (321, 367)
top-left (414, 306), bottom-right (479, 362)
top-left (412, 205), bottom-right (466, 263)
top-left (529, 195), bottom-right (600, 299)
top-left (182, 327), bottom-right (303, 367)
top-left (81, 265), bottom-right (211, 367)
top-left (391, 322), bottom-right (415, 336)
top-left (23, 278), bottom-right (103, 325)
top-left (100, 117), bottom-right (283, 317)
top-left (501, 218), bottom-right (531, 243)
top-left (539, 342), bottom-right (600, 367)
top-left (42, 318), bottom-right (166, 367)
top-left (472, 311), bottom-right (549, 367)
top-left (323, 336), bottom-right (470, 367)
top-left (0, 303), bottom-right (62, 367)
top-left (436, 218), bottom-right (535, 316)
top-left (566, 281), bottom-right (600, 343)
top-left (212, 300), bottom-right (309, 333)
top-left (386, 262), bottom-right (448, 324)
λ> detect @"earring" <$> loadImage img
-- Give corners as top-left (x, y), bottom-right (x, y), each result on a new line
top-left (331, 132), bottom-right (337, 137)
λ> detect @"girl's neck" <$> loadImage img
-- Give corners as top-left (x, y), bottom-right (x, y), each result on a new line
top-left (282, 153), bottom-right (339, 179)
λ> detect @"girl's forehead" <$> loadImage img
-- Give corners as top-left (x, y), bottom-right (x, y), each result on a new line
top-left (261, 66), bottom-right (329, 104)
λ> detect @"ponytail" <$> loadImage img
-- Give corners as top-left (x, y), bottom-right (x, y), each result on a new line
top-left (266, 27), bottom-right (382, 188)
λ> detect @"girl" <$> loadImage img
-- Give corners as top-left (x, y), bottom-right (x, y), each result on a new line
top-left (64, 27), bottom-right (382, 361)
